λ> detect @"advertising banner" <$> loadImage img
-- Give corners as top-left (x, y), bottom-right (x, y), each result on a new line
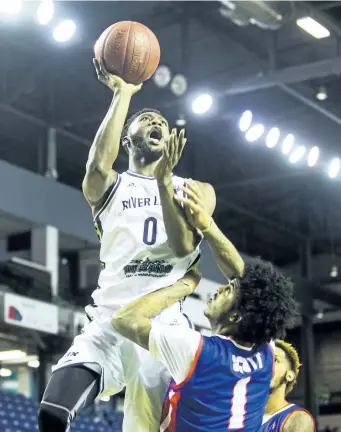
top-left (4, 293), bottom-right (58, 334)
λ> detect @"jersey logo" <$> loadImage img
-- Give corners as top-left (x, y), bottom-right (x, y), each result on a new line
top-left (232, 353), bottom-right (264, 373)
top-left (122, 196), bottom-right (161, 210)
top-left (127, 182), bottom-right (136, 188)
top-left (123, 258), bottom-right (173, 278)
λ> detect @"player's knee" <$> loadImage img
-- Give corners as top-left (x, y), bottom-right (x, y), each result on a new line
top-left (38, 401), bottom-right (70, 432)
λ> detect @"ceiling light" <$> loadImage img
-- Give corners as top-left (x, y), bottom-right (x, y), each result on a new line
top-left (239, 110), bottom-right (253, 132)
top-left (175, 117), bottom-right (186, 127)
top-left (289, 146), bottom-right (306, 163)
top-left (170, 74), bottom-right (188, 96)
top-left (0, 350), bottom-right (26, 361)
top-left (53, 20), bottom-right (76, 43)
top-left (281, 134), bottom-right (295, 155)
top-left (192, 94), bottom-right (213, 114)
top-left (245, 124), bottom-right (264, 142)
top-left (0, 368), bottom-right (12, 378)
top-left (328, 157), bottom-right (340, 179)
top-left (307, 146), bottom-right (319, 167)
top-left (37, 0), bottom-right (54, 25)
top-left (316, 86), bottom-right (327, 101)
top-left (0, 0), bottom-right (22, 16)
top-left (28, 360), bottom-right (40, 368)
top-left (330, 265), bottom-right (338, 278)
top-left (153, 65), bottom-right (171, 88)
top-left (296, 17), bottom-right (330, 39)
top-left (265, 127), bottom-right (280, 148)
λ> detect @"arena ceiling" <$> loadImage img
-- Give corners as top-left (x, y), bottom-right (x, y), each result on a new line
top-left (2, 1), bottom-right (341, 266)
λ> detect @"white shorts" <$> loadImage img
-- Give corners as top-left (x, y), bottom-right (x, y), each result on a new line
top-left (53, 303), bottom-right (193, 432)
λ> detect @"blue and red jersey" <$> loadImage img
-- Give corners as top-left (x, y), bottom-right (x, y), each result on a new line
top-left (161, 335), bottom-right (274, 431)
top-left (261, 404), bottom-right (315, 432)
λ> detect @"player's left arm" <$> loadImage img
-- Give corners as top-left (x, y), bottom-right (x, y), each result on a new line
top-left (111, 270), bottom-right (201, 349)
top-left (283, 411), bottom-right (315, 432)
top-left (155, 129), bottom-right (216, 258)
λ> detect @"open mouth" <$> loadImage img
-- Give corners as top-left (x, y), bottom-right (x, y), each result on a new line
top-left (149, 128), bottom-right (162, 141)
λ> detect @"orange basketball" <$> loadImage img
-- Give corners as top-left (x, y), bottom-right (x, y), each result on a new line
top-left (94, 21), bottom-right (160, 85)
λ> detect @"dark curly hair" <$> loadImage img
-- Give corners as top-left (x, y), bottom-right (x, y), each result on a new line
top-left (233, 258), bottom-right (298, 345)
top-left (121, 108), bottom-right (163, 151)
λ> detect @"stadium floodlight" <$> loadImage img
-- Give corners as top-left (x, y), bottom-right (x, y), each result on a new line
top-left (175, 116), bottom-right (186, 127)
top-left (239, 110), bottom-right (253, 132)
top-left (307, 146), bottom-right (319, 167)
top-left (328, 157), bottom-right (340, 179)
top-left (0, 0), bottom-right (22, 16)
top-left (316, 86), bottom-right (327, 101)
top-left (0, 368), bottom-right (12, 378)
top-left (37, 0), bottom-right (54, 25)
top-left (0, 350), bottom-right (26, 361)
top-left (28, 360), bottom-right (40, 368)
top-left (170, 74), bottom-right (188, 96)
top-left (316, 311), bottom-right (324, 320)
top-left (192, 94), bottom-right (213, 114)
top-left (281, 134), bottom-right (295, 155)
top-left (153, 65), bottom-right (171, 88)
top-left (265, 127), bottom-right (280, 148)
top-left (296, 17), bottom-right (330, 39)
top-left (289, 146), bottom-right (306, 164)
top-left (330, 265), bottom-right (338, 278)
top-left (245, 124), bottom-right (264, 142)
top-left (53, 20), bottom-right (76, 43)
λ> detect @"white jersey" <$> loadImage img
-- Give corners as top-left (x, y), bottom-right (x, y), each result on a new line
top-left (91, 170), bottom-right (201, 309)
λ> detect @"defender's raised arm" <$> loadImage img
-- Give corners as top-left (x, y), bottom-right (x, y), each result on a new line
top-left (175, 179), bottom-right (244, 279)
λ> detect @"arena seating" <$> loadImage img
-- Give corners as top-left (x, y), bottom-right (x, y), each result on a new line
top-left (0, 391), bottom-right (123, 431)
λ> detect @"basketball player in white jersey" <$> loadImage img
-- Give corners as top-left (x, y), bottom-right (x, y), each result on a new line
top-left (38, 59), bottom-right (220, 432)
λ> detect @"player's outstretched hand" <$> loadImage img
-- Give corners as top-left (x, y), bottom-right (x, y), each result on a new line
top-left (175, 180), bottom-right (212, 233)
top-left (154, 128), bottom-right (187, 183)
top-left (93, 58), bottom-right (142, 95)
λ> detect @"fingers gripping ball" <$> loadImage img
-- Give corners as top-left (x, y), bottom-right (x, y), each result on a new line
top-left (94, 21), bottom-right (160, 85)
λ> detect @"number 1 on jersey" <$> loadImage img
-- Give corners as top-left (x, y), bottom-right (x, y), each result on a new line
top-left (143, 217), bottom-right (157, 245)
top-left (228, 377), bottom-right (251, 429)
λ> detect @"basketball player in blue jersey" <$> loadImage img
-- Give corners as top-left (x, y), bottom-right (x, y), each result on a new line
top-left (112, 181), bottom-right (298, 432)
top-left (38, 61), bottom-right (219, 432)
top-left (262, 340), bottom-right (315, 431)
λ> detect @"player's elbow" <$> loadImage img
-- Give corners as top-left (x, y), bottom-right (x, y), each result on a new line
top-left (82, 176), bottom-right (97, 206)
top-left (170, 235), bottom-right (197, 258)
top-left (234, 258), bottom-right (245, 278)
top-left (111, 314), bottom-right (131, 336)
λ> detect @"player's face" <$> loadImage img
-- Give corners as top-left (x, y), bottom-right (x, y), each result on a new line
top-left (204, 280), bottom-right (238, 322)
top-left (270, 347), bottom-right (293, 393)
top-left (128, 112), bottom-right (170, 160)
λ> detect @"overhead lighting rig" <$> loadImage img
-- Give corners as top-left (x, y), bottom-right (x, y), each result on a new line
top-left (239, 110), bottom-right (341, 180)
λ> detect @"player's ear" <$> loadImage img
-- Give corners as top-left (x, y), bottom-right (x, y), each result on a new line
top-left (229, 312), bottom-right (242, 324)
top-left (286, 370), bottom-right (295, 383)
top-left (122, 136), bottom-right (131, 154)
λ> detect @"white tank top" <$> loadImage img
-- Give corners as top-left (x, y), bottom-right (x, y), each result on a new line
top-left (91, 170), bottom-right (201, 310)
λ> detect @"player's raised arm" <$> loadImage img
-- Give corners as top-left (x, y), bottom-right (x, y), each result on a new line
top-left (112, 270), bottom-right (201, 350)
top-left (82, 59), bottom-right (142, 214)
top-left (154, 129), bottom-right (216, 257)
top-left (175, 180), bottom-right (244, 279)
